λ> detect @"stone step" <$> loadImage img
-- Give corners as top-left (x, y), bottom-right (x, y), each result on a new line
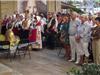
top-left (0, 63), bottom-right (23, 75)
top-left (0, 63), bottom-right (13, 75)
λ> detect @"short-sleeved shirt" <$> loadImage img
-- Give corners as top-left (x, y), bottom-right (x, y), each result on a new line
top-left (69, 19), bottom-right (81, 36)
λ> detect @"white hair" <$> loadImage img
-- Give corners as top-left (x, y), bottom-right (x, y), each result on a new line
top-left (72, 11), bottom-right (78, 16)
top-left (81, 14), bottom-right (88, 18)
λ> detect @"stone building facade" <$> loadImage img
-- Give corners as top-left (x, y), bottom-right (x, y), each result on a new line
top-left (0, 0), bottom-right (47, 19)
top-left (0, 1), bottom-right (17, 19)
top-left (0, 0), bottom-right (62, 19)
top-left (47, 0), bottom-right (61, 13)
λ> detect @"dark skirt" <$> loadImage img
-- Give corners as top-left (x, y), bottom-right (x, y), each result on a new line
top-left (1, 25), bottom-right (7, 35)
top-left (19, 29), bottom-right (29, 40)
top-left (46, 31), bottom-right (56, 49)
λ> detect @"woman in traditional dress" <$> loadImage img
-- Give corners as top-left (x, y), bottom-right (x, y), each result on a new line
top-left (20, 15), bottom-right (30, 40)
top-left (34, 16), bottom-right (42, 49)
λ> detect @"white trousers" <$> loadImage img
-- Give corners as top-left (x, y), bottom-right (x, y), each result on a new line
top-left (69, 36), bottom-right (77, 60)
top-left (81, 40), bottom-right (90, 57)
top-left (76, 41), bottom-right (84, 63)
top-left (76, 39), bottom-right (89, 58)
top-left (76, 41), bottom-right (84, 56)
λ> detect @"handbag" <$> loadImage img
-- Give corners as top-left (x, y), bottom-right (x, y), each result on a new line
top-left (60, 30), bottom-right (66, 42)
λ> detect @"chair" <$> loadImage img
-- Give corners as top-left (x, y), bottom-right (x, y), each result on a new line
top-left (54, 34), bottom-right (65, 57)
top-left (0, 41), bottom-right (11, 59)
top-left (56, 42), bottom-right (64, 56)
top-left (14, 39), bottom-right (31, 59)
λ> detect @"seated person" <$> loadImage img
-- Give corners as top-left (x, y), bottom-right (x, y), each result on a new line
top-left (0, 34), bottom-right (5, 41)
top-left (5, 24), bottom-right (20, 53)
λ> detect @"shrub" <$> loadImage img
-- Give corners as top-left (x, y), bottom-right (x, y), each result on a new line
top-left (67, 63), bottom-right (100, 75)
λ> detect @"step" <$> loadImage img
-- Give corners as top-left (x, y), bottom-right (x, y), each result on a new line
top-left (0, 63), bottom-right (13, 75)
top-left (0, 63), bottom-right (23, 75)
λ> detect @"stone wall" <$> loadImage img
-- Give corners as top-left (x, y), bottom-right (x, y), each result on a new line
top-left (47, 0), bottom-right (61, 13)
top-left (47, 1), bottom-right (56, 13)
top-left (0, 1), bottom-right (17, 19)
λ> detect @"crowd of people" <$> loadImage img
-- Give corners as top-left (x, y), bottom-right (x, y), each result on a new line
top-left (46, 11), bottom-right (100, 65)
top-left (0, 10), bottom-right (100, 66)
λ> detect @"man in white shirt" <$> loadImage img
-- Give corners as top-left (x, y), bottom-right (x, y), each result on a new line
top-left (75, 14), bottom-right (91, 64)
top-left (68, 12), bottom-right (81, 62)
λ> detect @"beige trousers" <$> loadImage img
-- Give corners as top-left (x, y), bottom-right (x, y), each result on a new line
top-left (69, 36), bottom-right (77, 60)
top-left (92, 40), bottom-right (96, 63)
top-left (92, 39), bottom-right (100, 64)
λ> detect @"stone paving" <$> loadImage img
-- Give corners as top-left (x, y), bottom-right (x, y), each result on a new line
top-left (0, 49), bottom-right (80, 75)
top-left (0, 63), bottom-right (12, 75)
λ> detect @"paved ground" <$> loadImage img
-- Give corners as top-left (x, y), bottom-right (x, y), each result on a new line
top-left (0, 48), bottom-right (80, 75)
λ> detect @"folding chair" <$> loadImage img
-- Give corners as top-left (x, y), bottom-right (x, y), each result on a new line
top-left (0, 41), bottom-right (11, 59)
top-left (56, 42), bottom-right (64, 56)
top-left (54, 34), bottom-right (65, 57)
top-left (14, 39), bottom-right (31, 59)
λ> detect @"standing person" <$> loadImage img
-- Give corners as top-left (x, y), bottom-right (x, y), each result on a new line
top-left (57, 13), bottom-right (63, 41)
top-left (92, 17), bottom-right (100, 64)
top-left (75, 14), bottom-right (91, 65)
top-left (44, 13), bottom-right (50, 48)
top-left (40, 13), bottom-right (47, 48)
top-left (86, 15), bottom-right (94, 62)
top-left (13, 14), bottom-right (21, 36)
top-left (68, 12), bottom-right (80, 62)
top-left (35, 15), bottom-right (42, 49)
top-left (20, 12), bottom-right (31, 40)
top-left (46, 15), bottom-right (56, 49)
top-left (46, 13), bottom-right (57, 49)
top-left (60, 15), bottom-right (70, 60)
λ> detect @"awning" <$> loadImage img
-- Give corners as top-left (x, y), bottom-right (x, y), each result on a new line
top-left (61, 2), bottom-right (84, 14)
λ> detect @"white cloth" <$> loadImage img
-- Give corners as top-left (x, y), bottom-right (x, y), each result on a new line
top-left (40, 19), bottom-right (46, 33)
top-left (36, 16), bottom-right (41, 22)
top-left (54, 17), bottom-right (58, 32)
top-left (14, 21), bottom-right (22, 28)
top-left (47, 18), bottom-right (54, 28)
